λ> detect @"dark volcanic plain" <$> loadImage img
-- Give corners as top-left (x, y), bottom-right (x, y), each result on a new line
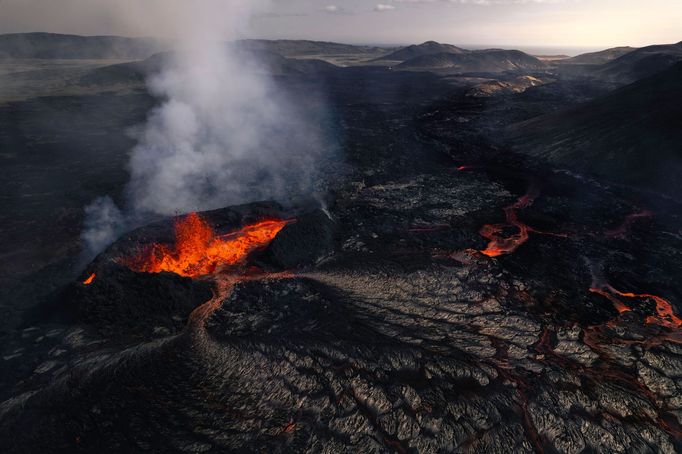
top-left (1, 36), bottom-right (682, 453)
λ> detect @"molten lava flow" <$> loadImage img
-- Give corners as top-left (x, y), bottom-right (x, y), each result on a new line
top-left (591, 284), bottom-right (682, 329)
top-left (611, 287), bottom-right (682, 329)
top-left (83, 273), bottom-right (96, 285)
top-left (480, 189), bottom-right (538, 257)
top-left (457, 165), bottom-right (567, 257)
top-left (122, 212), bottom-right (290, 278)
top-left (456, 164), bottom-right (540, 257)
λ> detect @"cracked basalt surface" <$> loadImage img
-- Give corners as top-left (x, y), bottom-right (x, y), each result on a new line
top-left (1, 69), bottom-right (681, 453)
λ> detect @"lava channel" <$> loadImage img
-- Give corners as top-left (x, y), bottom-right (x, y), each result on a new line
top-left (120, 212), bottom-right (291, 278)
top-left (479, 185), bottom-right (541, 257)
top-left (457, 166), bottom-right (565, 257)
top-left (589, 283), bottom-right (682, 329)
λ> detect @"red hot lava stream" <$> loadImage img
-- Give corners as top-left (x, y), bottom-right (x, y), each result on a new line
top-left (589, 285), bottom-right (682, 329)
top-left (586, 259), bottom-right (682, 331)
top-left (456, 166), bottom-right (565, 258)
top-left (479, 187), bottom-right (540, 257)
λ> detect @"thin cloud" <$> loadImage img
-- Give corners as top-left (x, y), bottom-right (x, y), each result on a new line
top-left (375, 4), bottom-right (396, 11)
top-left (254, 11), bottom-right (308, 18)
top-left (321, 4), bottom-right (354, 14)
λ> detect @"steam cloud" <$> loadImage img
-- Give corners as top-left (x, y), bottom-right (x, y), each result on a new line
top-left (82, 197), bottom-right (125, 254)
top-left (82, 0), bottom-right (332, 255)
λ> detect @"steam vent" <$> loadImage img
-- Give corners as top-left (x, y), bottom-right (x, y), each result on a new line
top-left (3, 27), bottom-right (682, 454)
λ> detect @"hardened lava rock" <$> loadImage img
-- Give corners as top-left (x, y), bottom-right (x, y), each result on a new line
top-left (61, 263), bottom-right (213, 338)
top-left (205, 279), bottom-right (355, 342)
top-left (1, 263), bottom-right (681, 453)
top-left (260, 209), bottom-right (335, 270)
top-left (2, 68), bottom-right (682, 453)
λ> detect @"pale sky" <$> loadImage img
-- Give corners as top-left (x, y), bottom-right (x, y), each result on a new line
top-left (0, 0), bottom-right (680, 51)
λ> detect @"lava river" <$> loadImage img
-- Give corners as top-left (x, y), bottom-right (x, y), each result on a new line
top-left (457, 166), bottom-right (564, 257)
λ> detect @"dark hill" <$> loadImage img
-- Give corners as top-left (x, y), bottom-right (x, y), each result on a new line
top-left (246, 49), bottom-right (337, 75)
top-left (0, 32), bottom-right (162, 59)
top-left (78, 53), bottom-right (167, 86)
top-left (598, 42), bottom-right (682, 83)
top-left (375, 41), bottom-right (467, 62)
top-left (563, 46), bottom-right (637, 65)
top-left (398, 49), bottom-right (546, 73)
top-left (506, 62), bottom-right (682, 198)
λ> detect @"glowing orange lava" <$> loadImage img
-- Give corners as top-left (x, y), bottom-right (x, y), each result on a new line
top-left (83, 273), bottom-right (96, 285)
top-left (122, 212), bottom-right (290, 278)
top-left (591, 284), bottom-right (682, 328)
top-left (589, 287), bottom-right (632, 314)
top-left (480, 190), bottom-right (538, 257)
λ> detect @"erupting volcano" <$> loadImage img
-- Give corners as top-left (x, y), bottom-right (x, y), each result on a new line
top-left (6, 26), bottom-right (682, 453)
top-left (121, 212), bottom-right (290, 278)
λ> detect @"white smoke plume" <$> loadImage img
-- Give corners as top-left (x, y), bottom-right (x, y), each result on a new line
top-left (81, 196), bottom-right (126, 254)
top-left (82, 0), bottom-right (332, 254)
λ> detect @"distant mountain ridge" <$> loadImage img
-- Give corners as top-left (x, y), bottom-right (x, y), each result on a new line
top-left (0, 32), bottom-right (163, 59)
top-left (563, 46), bottom-right (637, 65)
top-left (79, 47), bottom-right (336, 86)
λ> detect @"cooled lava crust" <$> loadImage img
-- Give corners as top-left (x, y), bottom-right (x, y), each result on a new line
top-left (1, 71), bottom-right (682, 453)
top-left (2, 188), bottom-right (681, 453)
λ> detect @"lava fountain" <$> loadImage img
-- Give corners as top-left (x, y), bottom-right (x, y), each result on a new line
top-left (121, 212), bottom-right (291, 278)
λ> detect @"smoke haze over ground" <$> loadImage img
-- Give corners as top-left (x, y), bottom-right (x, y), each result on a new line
top-left (81, 0), bottom-right (334, 255)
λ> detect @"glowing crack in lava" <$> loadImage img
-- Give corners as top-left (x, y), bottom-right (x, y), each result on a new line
top-left (456, 166), bottom-right (564, 258)
top-left (479, 188), bottom-right (540, 257)
top-left (590, 285), bottom-right (682, 329)
top-left (121, 212), bottom-right (290, 278)
top-left (83, 273), bottom-right (96, 285)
